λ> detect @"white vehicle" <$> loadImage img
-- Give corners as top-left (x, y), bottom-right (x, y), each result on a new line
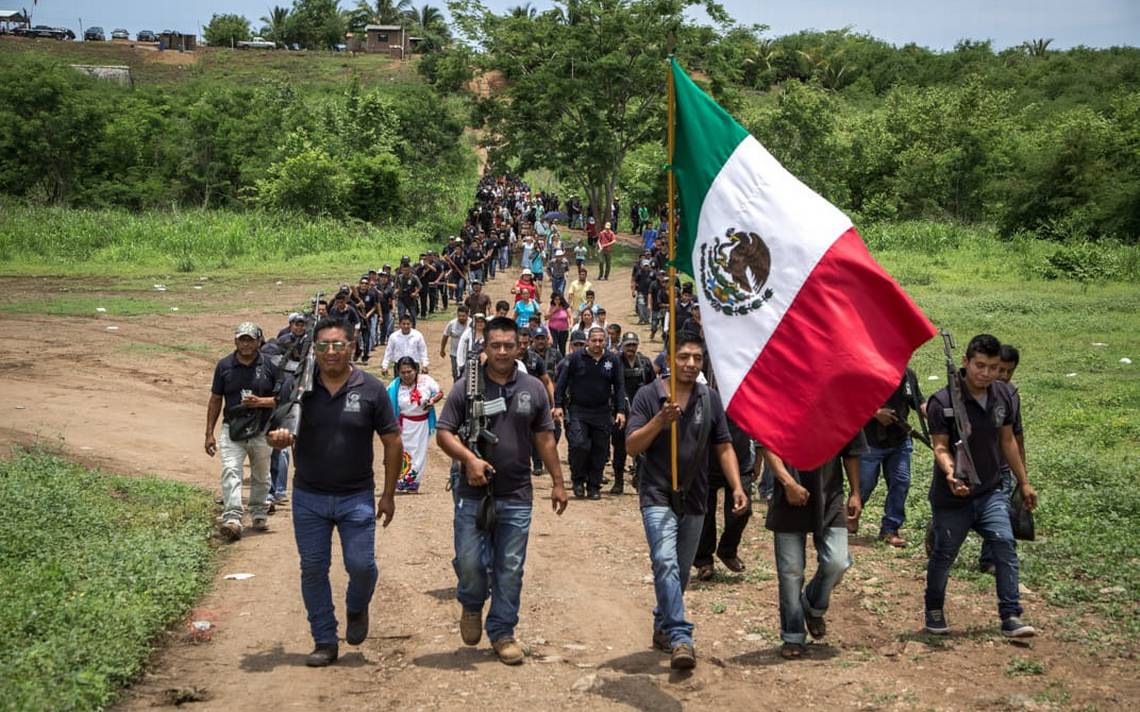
top-left (236, 37), bottom-right (276, 49)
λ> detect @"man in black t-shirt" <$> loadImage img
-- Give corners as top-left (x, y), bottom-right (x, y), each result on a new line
top-left (626, 332), bottom-right (746, 670)
top-left (267, 318), bottom-right (403, 668)
top-left (206, 321), bottom-right (279, 542)
top-left (610, 332), bottom-right (655, 494)
top-left (924, 334), bottom-right (1038, 639)
top-left (859, 367), bottom-right (925, 548)
top-left (395, 261), bottom-right (422, 327)
top-left (436, 317), bottom-right (568, 666)
top-left (763, 435), bottom-right (865, 659)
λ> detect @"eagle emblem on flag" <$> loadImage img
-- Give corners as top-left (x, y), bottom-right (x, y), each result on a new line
top-left (699, 228), bottom-right (774, 316)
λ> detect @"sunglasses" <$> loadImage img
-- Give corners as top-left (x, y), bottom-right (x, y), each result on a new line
top-left (314, 341), bottom-right (350, 353)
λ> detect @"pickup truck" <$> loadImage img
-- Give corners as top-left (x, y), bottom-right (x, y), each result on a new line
top-left (236, 37), bottom-right (276, 49)
top-left (84, 26), bottom-right (105, 41)
top-left (15, 25), bottom-right (75, 40)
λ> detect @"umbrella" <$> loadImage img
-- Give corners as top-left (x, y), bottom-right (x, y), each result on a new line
top-left (543, 210), bottom-right (569, 222)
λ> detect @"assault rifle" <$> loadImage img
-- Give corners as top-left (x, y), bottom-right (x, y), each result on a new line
top-left (941, 330), bottom-right (980, 488)
top-left (459, 346), bottom-right (501, 531)
top-left (275, 292), bottom-right (322, 437)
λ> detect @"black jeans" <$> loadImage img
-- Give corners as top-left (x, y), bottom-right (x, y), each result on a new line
top-left (610, 418), bottom-right (629, 482)
top-left (694, 470), bottom-right (754, 567)
top-left (398, 299), bottom-right (417, 328)
top-left (567, 407), bottom-right (611, 491)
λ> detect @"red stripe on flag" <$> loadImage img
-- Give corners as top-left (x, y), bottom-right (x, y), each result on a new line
top-left (726, 227), bottom-right (936, 470)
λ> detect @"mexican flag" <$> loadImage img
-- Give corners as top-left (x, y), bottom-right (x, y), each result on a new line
top-left (670, 59), bottom-right (936, 469)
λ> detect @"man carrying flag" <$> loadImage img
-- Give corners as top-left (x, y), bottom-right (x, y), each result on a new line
top-left (667, 58), bottom-right (936, 471)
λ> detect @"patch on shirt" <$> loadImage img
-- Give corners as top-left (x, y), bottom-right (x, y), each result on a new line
top-left (602, 361), bottom-right (613, 372)
top-left (515, 390), bottom-right (533, 416)
top-left (694, 400), bottom-right (704, 426)
top-left (993, 404), bottom-right (1007, 427)
top-left (344, 392), bottom-right (362, 413)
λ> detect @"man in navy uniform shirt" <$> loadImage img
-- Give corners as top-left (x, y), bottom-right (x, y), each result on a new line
top-left (267, 317), bottom-right (404, 668)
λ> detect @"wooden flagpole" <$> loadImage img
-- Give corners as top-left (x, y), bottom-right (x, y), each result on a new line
top-left (667, 59), bottom-right (679, 501)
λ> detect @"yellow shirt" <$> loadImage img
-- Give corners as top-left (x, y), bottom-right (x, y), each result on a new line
top-left (566, 279), bottom-right (593, 312)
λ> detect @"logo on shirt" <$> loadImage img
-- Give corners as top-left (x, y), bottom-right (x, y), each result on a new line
top-left (602, 360), bottom-right (613, 372)
top-left (993, 404), bottom-right (1007, 427)
top-left (516, 390), bottom-right (533, 416)
top-left (344, 392), bottom-right (362, 413)
top-left (694, 401), bottom-right (704, 426)
top-left (699, 228), bottom-right (774, 316)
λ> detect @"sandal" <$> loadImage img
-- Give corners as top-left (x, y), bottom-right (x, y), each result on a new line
top-left (780, 642), bottom-right (804, 660)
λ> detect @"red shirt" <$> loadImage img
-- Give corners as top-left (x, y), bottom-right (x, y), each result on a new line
top-left (513, 278), bottom-right (538, 303)
top-left (598, 229), bottom-right (617, 252)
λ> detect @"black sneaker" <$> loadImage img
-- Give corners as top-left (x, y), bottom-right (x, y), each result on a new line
top-left (346, 610), bottom-right (369, 645)
top-left (306, 643), bottom-right (339, 667)
top-left (609, 482), bottom-right (624, 495)
top-left (573, 484), bottom-right (586, 499)
top-left (587, 490), bottom-right (601, 500)
top-left (924, 609), bottom-right (950, 635)
top-left (1001, 616), bottom-right (1036, 638)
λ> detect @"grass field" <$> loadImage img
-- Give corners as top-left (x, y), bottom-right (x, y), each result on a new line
top-left (0, 450), bottom-right (216, 711)
top-left (0, 37), bottom-right (420, 90)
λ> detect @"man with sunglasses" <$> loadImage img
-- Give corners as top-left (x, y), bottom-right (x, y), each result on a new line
top-left (267, 318), bottom-right (404, 668)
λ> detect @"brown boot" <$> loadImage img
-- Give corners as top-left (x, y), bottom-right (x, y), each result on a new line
top-left (492, 637), bottom-right (525, 665)
top-left (460, 608), bottom-right (482, 645)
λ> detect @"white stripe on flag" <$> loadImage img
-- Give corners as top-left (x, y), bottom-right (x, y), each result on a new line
top-left (692, 136), bottom-right (852, 406)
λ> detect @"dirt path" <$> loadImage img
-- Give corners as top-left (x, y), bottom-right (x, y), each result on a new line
top-left (0, 257), bottom-right (1135, 711)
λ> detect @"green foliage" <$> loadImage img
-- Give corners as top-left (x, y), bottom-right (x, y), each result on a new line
top-left (256, 140), bottom-right (352, 217)
top-left (0, 450), bottom-right (216, 711)
top-left (289, 0), bottom-right (346, 50)
top-left (418, 44), bottom-right (475, 91)
top-left (203, 13), bottom-right (253, 47)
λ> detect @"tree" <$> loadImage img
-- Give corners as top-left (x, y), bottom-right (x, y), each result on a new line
top-left (203, 14), bottom-right (252, 47)
top-left (452, 0), bottom-right (729, 227)
top-left (507, 3), bottom-right (536, 19)
top-left (260, 6), bottom-right (292, 45)
top-left (1021, 38), bottom-right (1053, 58)
top-left (290, 0), bottom-right (346, 49)
top-left (355, 0), bottom-right (413, 25)
top-left (407, 4), bottom-right (448, 34)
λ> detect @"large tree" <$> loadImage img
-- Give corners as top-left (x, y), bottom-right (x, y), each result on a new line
top-left (259, 6), bottom-right (292, 45)
top-left (450, 0), bottom-right (729, 224)
top-left (203, 13), bottom-right (252, 47)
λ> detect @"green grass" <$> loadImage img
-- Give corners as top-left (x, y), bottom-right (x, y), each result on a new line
top-left (0, 205), bottom-right (437, 278)
top-left (0, 39), bottom-right (420, 91)
top-left (0, 295), bottom-right (203, 317)
top-left (0, 450), bottom-right (217, 711)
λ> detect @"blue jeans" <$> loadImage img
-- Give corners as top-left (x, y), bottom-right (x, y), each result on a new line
top-left (979, 466), bottom-right (1016, 568)
top-left (926, 488), bottom-right (1022, 620)
top-left (773, 528), bottom-right (851, 644)
top-left (270, 449), bottom-right (289, 500)
top-left (453, 497), bottom-right (533, 642)
top-left (642, 506), bottom-right (704, 647)
top-left (551, 275), bottom-right (566, 296)
top-left (859, 438), bottom-right (913, 534)
top-left (292, 488), bottom-right (378, 645)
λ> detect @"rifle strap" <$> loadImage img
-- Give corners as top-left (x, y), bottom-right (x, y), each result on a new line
top-left (675, 385), bottom-right (713, 494)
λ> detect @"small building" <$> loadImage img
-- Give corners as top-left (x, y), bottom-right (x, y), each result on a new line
top-left (0, 9), bottom-right (29, 29)
top-left (158, 31), bottom-right (196, 52)
top-left (363, 24), bottom-right (410, 59)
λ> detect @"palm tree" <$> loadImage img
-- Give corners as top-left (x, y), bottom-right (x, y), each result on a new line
top-left (259, 5), bottom-right (291, 45)
top-left (355, 0), bottom-right (412, 25)
top-left (406, 3), bottom-right (447, 34)
top-left (1020, 38), bottom-right (1053, 58)
top-left (508, 3), bottom-right (537, 20)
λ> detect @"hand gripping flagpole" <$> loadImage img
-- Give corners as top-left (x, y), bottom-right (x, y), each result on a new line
top-left (666, 58), bottom-right (682, 515)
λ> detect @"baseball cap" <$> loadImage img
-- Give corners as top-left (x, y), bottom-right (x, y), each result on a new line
top-left (621, 332), bottom-right (640, 346)
top-left (521, 268), bottom-right (533, 276)
top-left (533, 326), bottom-right (549, 338)
top-left (473, 312), bottom-right (487, 321)
top-left (234, 321), bottom-right (261, 339)
top-left (471, 278), bottom-right (482, 285)
top-left (288, 312), bottom-right (305, 323)
top-left (570, 329), bottom-right (587, 344)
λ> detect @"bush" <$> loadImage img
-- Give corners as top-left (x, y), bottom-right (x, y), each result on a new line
top-left (256, 143), bottom-right (351, 217)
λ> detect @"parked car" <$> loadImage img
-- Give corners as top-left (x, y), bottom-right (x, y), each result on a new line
top-left (111, 28), bottom-right (129, 40)
top-left (84, 26), bottom-right (105, 41)
top-left (17, 25), bottom-right (74, 40)
top-left (137, 29), bottom-right (157, 42)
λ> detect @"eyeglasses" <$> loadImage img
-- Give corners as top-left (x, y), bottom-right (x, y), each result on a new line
top-left (314, 341), bottom-right (350, 353)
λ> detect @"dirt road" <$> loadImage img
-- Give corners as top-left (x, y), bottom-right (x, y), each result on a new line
top-left (0, 255), bottom-right (1135, 711)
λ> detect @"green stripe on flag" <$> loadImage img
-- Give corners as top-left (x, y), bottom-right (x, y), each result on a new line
top-left (670, 59), bottom-right (750, 277)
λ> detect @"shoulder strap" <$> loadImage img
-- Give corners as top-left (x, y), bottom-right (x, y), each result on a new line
top-left (697, 385), bottom-right (713, 449)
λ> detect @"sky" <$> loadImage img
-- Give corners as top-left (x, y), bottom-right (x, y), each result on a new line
top-left (18, 0), bottom-right (1140, 51)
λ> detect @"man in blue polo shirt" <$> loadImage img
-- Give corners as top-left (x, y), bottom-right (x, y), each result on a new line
top-left (267, 317), bottom-right (404, 668)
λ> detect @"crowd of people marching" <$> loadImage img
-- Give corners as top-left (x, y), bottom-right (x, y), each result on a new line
top-left (205, 173), bottom-right (1038, 670)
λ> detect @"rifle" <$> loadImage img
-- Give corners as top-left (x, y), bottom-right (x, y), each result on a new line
top-left (900, 370), bottom-right (933, 450)
top-left (275, 292), bottom-right (322, 437)
top-left (941, 330), bottom-right (980, 488)
top-left (459, 346), bottom-right (501, 531)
